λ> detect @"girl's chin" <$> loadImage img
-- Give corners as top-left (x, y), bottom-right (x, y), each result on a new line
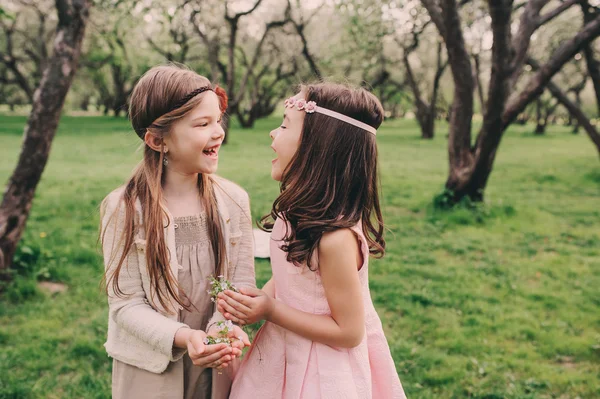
top-left (198, 163), bottom-right (218, 174)
top-left (270, 169), bottom-right (282, 181)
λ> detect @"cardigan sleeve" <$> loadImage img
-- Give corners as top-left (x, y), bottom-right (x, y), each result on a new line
top-left (230, 190), bottom-right (257, 289)
top-left (101, 194), bottom-right (189, 363)
top-left (207, 189), bottom-right (257, 327)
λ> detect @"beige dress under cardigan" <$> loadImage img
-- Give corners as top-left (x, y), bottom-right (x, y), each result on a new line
top-left (112, 213), bottom-right (229, 399)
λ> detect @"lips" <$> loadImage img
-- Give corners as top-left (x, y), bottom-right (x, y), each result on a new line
top-left (271, 146), bottom-right (277, 164)
top-left (203, 143), bottom-right (220, 158)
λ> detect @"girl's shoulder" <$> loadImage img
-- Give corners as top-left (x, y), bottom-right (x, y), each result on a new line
top-left (100, 186), bottom-right (136, 221)
top-left (210, 175), bottom-right (250, 206)
top-left (102, 186), bottom-right (126, 206)
top-left (319, 228), bottom-right (361, 254)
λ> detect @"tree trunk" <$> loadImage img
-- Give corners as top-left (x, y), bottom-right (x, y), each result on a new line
top-left (473, 53), bottom-right (486, 116)
top-left (427, 42), bottom-right (447, 140)
top-left (79, 95), bottom-right (90, 111)
top-left (236, 108), bottom-right (256, 129)
top-left (572, 91), bottom-right (581, 133)
top-left (439, 0), bottom-right (510, 202)
top-left (420, 113), bottom-right (435, 139)
top-left (0, 0), bottom-right (91, 276)
top-left (403, 53), bottom-right (437, 140)
top-left (535, 98), bottom-right (545, 135)
top-left (421, 0), bottom-right (600, 204)
top-left (452, 9), bottom-right (600, 201)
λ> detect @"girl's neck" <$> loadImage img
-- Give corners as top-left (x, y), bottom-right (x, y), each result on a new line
top-left (162, 168), bottom-right (199, 200)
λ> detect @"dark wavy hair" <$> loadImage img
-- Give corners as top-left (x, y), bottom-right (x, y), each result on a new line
top-left (260, 82), bottom-right (386, 271)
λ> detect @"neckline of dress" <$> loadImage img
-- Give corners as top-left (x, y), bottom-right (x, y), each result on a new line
top-left (173, 212), bottom-right (207, 221)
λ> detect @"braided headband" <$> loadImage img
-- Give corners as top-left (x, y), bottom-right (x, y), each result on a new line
top-left (135, 86), bottom-right (218, 138)
top-left (284, 97), bottom-right (377, 135)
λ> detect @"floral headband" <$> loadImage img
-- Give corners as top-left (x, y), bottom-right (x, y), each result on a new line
top-left (284, 97), bottom-right (377, 135)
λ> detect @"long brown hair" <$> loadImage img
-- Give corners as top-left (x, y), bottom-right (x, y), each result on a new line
top-left (101, 64), bottom-right (228, 313)
top-left (260, 82), bottom-right (386, 271)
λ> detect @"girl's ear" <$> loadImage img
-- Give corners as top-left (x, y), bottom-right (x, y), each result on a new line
top-left (144, 131), bottom-right (165, 153)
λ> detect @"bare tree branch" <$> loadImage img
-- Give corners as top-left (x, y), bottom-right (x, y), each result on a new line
top-left (527, 57), bottom-right (600, 153)
top-left (288, 0), bottom-right (323, 80)
top-left (503, 11), bottom-right (600, 127)
top-left (539, 0), bottom-right (579, 25)
top-left (226, 0), bottom-right (264, 19)
top-left (421, 0), bottom-right (447, 39)
top-left (509, 0), bottom-right (579, 89)
top-left (234, 2), bottom-right (292, 105)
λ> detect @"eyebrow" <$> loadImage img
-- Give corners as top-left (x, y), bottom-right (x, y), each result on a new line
top-left (190, 115), bottom-right (218, 123)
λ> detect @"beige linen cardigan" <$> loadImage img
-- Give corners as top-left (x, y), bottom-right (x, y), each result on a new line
top-left (101, 175), bottom-right (256, 374)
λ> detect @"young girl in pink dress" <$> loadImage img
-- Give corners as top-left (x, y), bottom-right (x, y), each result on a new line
top-left (217, 82), bottom-right (407, 398)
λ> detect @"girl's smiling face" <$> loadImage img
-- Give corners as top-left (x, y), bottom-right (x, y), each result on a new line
top-left (269, 92), bottom-right (305, 181)
top-left (164, 91), bottom-right (225, 175)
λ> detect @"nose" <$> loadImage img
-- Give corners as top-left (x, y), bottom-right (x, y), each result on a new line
top-left (213, 123), bottom-right (225, 141)
top-left (270, 129), bottom-right (278, 140)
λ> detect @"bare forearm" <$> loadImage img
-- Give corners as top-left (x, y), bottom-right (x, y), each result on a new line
top-left (262, 278), bottom-right (275, 298)
top-left (267, 300), bottom-right (363, 348)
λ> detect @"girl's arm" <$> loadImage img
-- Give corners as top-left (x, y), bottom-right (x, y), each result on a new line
top-left (218, 229), bottom-right (365, 348)
top-left (101, 197), bottom-right (190, 361)
top-left (262, 277), bottom-right (275, 298)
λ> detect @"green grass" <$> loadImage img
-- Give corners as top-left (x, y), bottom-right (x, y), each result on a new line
top-left (1, 114), bottom-right (599, 398)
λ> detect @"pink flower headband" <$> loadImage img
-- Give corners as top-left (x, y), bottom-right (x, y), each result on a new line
top-left (284, 97), bottom-right (377, 135)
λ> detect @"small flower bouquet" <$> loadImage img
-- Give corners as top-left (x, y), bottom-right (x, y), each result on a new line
top-left (207, 275), bottom-right (238, 303)
top-left (204, 320), bottom-right (242, 346)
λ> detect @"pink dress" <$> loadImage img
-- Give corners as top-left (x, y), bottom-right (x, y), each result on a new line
top-left (230, 218), bottom-right (406, 399)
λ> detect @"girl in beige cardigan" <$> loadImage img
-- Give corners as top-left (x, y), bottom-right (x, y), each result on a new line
top-left (100, 64), bottom-right (255, 399)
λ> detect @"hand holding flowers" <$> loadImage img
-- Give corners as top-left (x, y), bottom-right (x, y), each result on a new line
top-left (217, 287), bottom-right (274, 326)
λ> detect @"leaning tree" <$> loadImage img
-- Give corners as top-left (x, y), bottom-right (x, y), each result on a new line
top-left (0, 0), bottom-right (92, 277)
top-left (420, 0), bottom-right (600, 203)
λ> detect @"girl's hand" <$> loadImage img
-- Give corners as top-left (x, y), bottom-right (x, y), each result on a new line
top-left (231, 325), bottom-right (252, 349)
top-left (187, 330), bottom-right (234, 370)
top-left (217, 287), bottom-right (273, 325)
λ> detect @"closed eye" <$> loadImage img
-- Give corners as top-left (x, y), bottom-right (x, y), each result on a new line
top-left (280, 125), bottom-right (287, 129)
top-left (196, 119), bottom-right (221, 127)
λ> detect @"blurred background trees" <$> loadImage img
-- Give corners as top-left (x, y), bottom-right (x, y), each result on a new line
top-left (1, 0), bottom-right (599, 272)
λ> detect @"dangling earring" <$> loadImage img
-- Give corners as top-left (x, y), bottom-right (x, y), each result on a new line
top-left (163, 148), bottom-right (168, 166)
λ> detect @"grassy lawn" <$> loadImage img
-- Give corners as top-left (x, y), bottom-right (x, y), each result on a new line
top-left (0, 114), bottom-right (599, 398)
